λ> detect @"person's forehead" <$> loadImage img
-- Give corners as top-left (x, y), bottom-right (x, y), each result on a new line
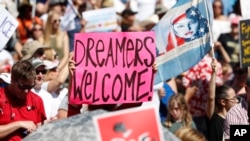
top-left (34, 24), bottom-right (42, 28)
top-left (52, 14), bottom-right (60, 19)
top-left (227, 88), bottom-right (236, 97)
top-left (174, 18), bottom-right (195, 25)
top-left (170, 101), bottom-right (179, 107)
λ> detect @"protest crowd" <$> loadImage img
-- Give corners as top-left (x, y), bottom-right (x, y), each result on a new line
top-left (0, 0), bottom-right (248, 141)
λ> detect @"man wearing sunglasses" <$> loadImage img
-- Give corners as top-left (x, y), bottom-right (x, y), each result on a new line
top-left (30, 59), bottom-right (55, 121)
top-left (0, 60), bottom-right (46, 141)
top-left (21, 40), bottom-right (69, 97)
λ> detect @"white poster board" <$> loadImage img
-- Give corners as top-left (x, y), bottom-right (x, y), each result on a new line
top-left (82, 7), bottom-right (118, 32)
top-left (60, 0), bottom-right (77, 31)
top-left (0, 5), bottom-right (18, 50)
top-left (240, 0), bottom-right (250, 19)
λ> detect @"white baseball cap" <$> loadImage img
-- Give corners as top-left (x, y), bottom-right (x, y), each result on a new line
top-left (0, 73), bottom-right (11, 84)
top-left (43, 60), bottom-right (59, 70)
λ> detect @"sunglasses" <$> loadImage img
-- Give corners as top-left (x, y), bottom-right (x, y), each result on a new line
top-left (224, 96), bottom-right (239, 103)
top-left (17, 82), bottom-right (35, 90)
top-left (36, 70), bottom-right (47, 75)
top-left (53, 19), bottom-right (61, 24)
top-left (33, 28), bottom-right (42, 31)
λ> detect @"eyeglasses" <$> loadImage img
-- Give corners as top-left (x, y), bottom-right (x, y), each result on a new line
top-left (36, 70), bottom-right (47, 75)
top-left (33, 28), bottom-right (42, 31)
top-left (53, 19), bottom-right (61, 24)
top-left (17, 82), bottom-right (35, 90)
top-left (224, 96), bottom-right (239, 103)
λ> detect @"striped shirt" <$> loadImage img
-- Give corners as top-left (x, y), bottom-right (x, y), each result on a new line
top-left (223, 98), bottom-right (248, 139)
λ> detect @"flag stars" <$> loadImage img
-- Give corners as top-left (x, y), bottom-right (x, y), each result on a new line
top-left (190, 10), bottom-right (196, 16)
top-left (199, 28), bottom-right (205, 33)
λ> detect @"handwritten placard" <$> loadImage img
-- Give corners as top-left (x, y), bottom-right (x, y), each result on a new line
top-left (239, 19), bottom-right (250, 67)
top-left (0, 5), bottom-right (18, 50)
top-left (93, 106), bottom-right (164, 141)
top-left (70, 32), bottom-right (156, 104)
top-left (82, 7), bottom-right (118, 32)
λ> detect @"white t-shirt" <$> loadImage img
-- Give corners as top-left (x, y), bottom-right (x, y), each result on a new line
top-left (41, 81), bottom-right (69, 116)
top-left (32, 88), bottom-right (54, 119)
top-left (51, 87), bottom-right (68, 116)
top-left (212, 20), bottom-right (231, 41)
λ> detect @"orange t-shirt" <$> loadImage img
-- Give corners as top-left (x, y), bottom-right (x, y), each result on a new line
top-left (17, 17), bottom-right (43, 45)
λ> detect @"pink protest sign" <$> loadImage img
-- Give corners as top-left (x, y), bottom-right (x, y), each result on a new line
top-left (70, 32), bottom-right (156, 104)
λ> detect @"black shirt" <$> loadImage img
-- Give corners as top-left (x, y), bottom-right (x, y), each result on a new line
top-left (206, 113), bottom-right (224, 141)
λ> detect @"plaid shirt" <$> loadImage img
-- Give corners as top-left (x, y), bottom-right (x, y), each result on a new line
top-left (223, 98), bottom-right (248, 139)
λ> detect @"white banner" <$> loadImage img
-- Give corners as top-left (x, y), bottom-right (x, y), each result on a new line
top-left (0, 5), bottom-right (18, 50)
top-left (60, 0), bottom-right (77, 31)
top-left (82, 7), bottom-right (118, 32)
top-left (240, 0), bottom-right (250, 19)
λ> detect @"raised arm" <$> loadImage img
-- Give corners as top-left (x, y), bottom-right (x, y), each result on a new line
top-left (214, 41), bottom-right (231, 64)
top-left (67, 53), bottom-right (82, 117)
top-left (47, 57), bottom-right (69, 93)
top-left (57, 33), bottom-right (70, 72)
top-left (206, 58), bottom-right (217, 119)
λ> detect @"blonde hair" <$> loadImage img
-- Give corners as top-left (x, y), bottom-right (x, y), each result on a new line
top-left (44, 47), bottom-right (56, 61)
top-left (44, 11), bottom-right (63, 50)
top-left (175, 127), bottom-right (206, 141)
top-left (165, 94), bottom-right (193, 128)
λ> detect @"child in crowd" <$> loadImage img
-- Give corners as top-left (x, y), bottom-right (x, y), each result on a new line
top-left (162, 94), bottom-right (196, 133)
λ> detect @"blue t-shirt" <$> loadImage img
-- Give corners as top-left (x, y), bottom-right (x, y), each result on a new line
top-left (159, 82), bottom-right (175, 122)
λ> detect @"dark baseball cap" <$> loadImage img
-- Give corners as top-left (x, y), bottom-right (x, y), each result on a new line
top-left (121, 9), bottom-right (137, 17)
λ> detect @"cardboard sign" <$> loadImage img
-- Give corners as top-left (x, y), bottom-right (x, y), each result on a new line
top-left (239, 19), bottom-right (250, 67)
top-left (93, 106), bottom-right (164, 141)
top-left (0, 5), bottom-right (18, 50)
top-left (82, 7), bottom-right (118, 32)
top-left (70, 32), bottom-right (156, 104)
